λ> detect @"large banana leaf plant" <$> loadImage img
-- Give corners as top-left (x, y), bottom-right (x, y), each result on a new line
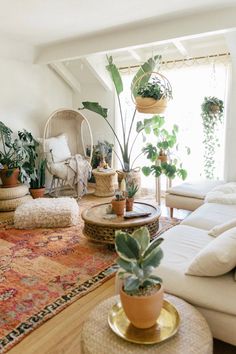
top-left (79, 55), bottom-right (161, 172)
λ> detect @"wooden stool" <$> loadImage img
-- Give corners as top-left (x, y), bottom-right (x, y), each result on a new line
top-left (92, 169), bottom-right (117, 197)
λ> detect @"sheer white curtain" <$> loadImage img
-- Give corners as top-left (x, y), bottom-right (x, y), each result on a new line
top-left (118, 57), bottom-right (230, 191)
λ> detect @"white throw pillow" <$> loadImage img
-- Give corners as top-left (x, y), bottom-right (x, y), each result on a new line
top-left (208, 218), bottom-right (236, 237)
top-left (186, 227), bottom-right (236, 277)
top-left (44, 134), bottom-right (71, 163)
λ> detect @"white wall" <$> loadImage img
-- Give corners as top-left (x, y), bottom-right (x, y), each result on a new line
top-left (0, 39), bottom-right (73, 138)
top-left (224, 32), bottom-right (236, 181)
top-left (73, 83), bottom-right (115, 146)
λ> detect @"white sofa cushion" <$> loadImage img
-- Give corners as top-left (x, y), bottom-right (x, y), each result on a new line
top-left (181, 202), bottom-right (236, 230)
top-left (44, 134), bottom-right (71, 163)
top-left (166, 180), bottom-right (224, 199)
top-left (186, 227), bottom-right (236, 276)
top-left (208, 218), bottom-right (236, 237)
top-left (153, 225), bottom-right (236, 315)
top-left (205, 182), bottom-right (236, 204)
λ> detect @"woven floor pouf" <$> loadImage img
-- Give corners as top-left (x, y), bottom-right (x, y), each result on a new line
top-left (14, 197), bottom-right (79, 229)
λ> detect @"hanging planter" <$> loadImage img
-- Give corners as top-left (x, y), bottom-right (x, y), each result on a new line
top-left (133, 72), bottom-right (172, 114)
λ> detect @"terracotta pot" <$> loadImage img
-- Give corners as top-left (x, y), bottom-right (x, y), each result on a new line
top-left (29, 187), bottom-right (45, 199)
top-left (120, 283), bottom-right (164, 329)
top-left (0, 168), bottom-right (20, 188)
top-left (126, 197), bottom-right (134, 211)
top-left (209, 104), bottom-right (220, 114)
top-left (135, 96), bottom-right (167, 114)
top-left (112, 199), bottom-right (125, 216)
top-left (158, 154), bottom-right (168, 163)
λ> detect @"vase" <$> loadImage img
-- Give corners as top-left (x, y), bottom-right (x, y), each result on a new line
top-left (158, 155), bottom-right (168, 163)
top-left (126, 197), bottom-right (134, 211)
top-left (112, 199), bottom-right (125, 217)
top-left (120, 283), bottom-right (164, 329)
top-left (0, 168), bottom-right (20, 188)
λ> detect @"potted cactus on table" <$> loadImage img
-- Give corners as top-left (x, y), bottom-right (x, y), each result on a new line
top-left (115, 227), bottom-right (164, 328)
top-left (126, 182), bottom-right (139, 211)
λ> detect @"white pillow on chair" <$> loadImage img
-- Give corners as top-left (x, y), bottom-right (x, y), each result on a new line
top-left (186, 227), bottom-right (236, 277)
top-left (44, 134), bottom-right (71, 163)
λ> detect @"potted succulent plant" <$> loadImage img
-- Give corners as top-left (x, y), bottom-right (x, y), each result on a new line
top-left (79, 55), bottom-right (163, 188)
top-left (115, 227), bottom-right (164, 328)
top-left (29, 159), bottom-right (46, 198)
top-left (135, 76), bottom-right (172, 114)
top-left (112, 190), bottom-right (126, 216)
top-left (126, 182), bottom-right (139, 211)
top-left (0, 121), bottom-right (38, 187)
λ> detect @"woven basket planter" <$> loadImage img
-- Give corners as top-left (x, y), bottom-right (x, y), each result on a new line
top-left (0, 195), bottom-right (32, 211)
top-left (135, 96), bottom-right (167, 114)
top-left (0, 184), bottom-right (28, 200)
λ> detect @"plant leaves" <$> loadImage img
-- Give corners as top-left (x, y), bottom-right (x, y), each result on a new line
top-left (132, 227), bottom-right (150, 254)
top-left (116, 257), bottom-right (134, 273)
top-left (115, 231), bottom-right (140, 261)
top-left (142, 247), bottom-right (163, 268)
top-left (106, 56), bottom-right (123, 95)
top-left (142, 166), bottom-right (152, 176)
top-left (131, 55), bottom-right (162, 97)
top-left (81, 101), bottom-right (108, 118)
top-left (124, 276), bottom-right (140, 292)
top-left (143, 237), bottom-right (164, 259)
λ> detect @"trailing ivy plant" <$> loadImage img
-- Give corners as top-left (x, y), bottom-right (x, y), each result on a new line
top-left (201, 96), bottom-right (224, 179)
top-left (140, 115), bottom-right (189, 180)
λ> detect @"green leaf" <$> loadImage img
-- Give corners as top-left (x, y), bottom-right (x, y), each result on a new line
top-left (81, 101), bottom-right (108, 118)
top-left (131, 55), bottom-right (162, 97)
top-left (115, 231), bottom-right (140, 261)
top-left (124, 276), bottom-right (140, 292)
top-left (149, 275), bottom-right (163, 283)
top-left (142, 166), bottom-right (152, 176)
top-left (177, 168), bottom-right (187, 180)
top-left (143, 237), bottom-right (164, 259)
top-left (116, 257), bottom-right (134, 273)
top-left (132, 227), bottom-right (150, 254)
top-left (106, 56), bottom-right (123, 95)
top-left (142, 247), bottom-right (164, 268)
top-left (136, 121), bottom-right (143, 133)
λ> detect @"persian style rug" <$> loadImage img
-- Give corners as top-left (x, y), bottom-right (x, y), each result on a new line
top-left (0, 209), bottom-right (180, 353)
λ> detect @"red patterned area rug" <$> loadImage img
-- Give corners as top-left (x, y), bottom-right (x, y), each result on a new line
top-left (0, 215), bottom-right (180, 353)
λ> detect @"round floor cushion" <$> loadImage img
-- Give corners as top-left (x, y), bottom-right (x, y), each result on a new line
top-left (14, 197), bottom-right (79, 229)
top-left (0, 195), bottom-right (32, 211)
top-left (0, 184), bottom-right (29, 200)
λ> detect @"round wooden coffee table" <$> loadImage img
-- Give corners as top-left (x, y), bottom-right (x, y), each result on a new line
top-left (81, 202), bottom-right (161, 244)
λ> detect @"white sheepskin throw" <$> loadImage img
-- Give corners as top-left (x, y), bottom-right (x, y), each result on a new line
top-left (14, 197), bottom-right (79, 229)
top-left (205, 182), bottom-right (236, 204)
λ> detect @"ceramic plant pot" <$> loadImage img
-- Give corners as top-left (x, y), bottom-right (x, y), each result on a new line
top-left (29, 187), bottom-right (45, 199)
top-left (112, 199), bottom-right (125, 217)
top-left (158, 154), bottom-right (168, 163)
top-left (135, 96), bottom-right (167, 114)
top-left (126, 197), bottom-right (134, 211)
top-left (120, 283), bottom-right (164, 329)
top-left (0, 168), bottom-right (20, 187)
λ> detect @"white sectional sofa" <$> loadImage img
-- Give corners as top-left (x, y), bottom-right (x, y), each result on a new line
top-left (156, 202), bottom-right (236, 346)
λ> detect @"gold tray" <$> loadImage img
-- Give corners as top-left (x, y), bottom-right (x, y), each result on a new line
top-left (108, 299), bottom-right (180, 345)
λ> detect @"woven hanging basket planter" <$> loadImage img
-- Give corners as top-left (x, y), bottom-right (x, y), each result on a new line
top-left (135, 96), bottom-right (168, 114)
top-left (133, 71), bottom-right (172, 114)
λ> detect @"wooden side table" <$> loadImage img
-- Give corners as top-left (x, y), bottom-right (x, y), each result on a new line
top-left (81, 202), bottom-right (161, 244)
top-left (81, 294), bottom-right (213, 354)
top-left (92, 169), bottom-right (117, 197)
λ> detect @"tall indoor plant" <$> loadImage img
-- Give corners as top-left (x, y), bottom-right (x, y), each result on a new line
top-left (201, 96), bottom-right (224, 179)
top-left (79, 55), bottom-right (164, 177)
top-left (0, 121), bottom-right (38, 186)
top-left (141, 115), bottom-right (189, 180)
